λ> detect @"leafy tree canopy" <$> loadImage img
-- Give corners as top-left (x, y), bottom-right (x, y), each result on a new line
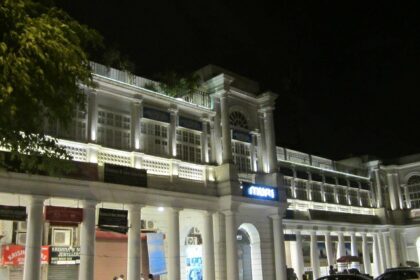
top-left (0, 0), bottom-right (102, 174)
top-left (156, 71), bottom-right (201, 98)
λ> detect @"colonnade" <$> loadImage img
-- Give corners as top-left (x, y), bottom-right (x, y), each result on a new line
top-left (289, 229), bottom-right (406, 279)
top-left (21, 195), bottom-right (288, 280)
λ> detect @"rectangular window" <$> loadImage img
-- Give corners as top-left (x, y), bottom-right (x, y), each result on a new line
top-left (176, 128), bottom-right (202, 163)
top-left (232, 140), bottom-right (252, 173)
top-left (97, 108), bottom-right (131, 149)
top-left (140, 120), bottom-right (169, 156)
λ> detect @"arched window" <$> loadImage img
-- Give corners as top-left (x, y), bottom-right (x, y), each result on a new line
top-left (229, 111), bottom-right (249, 129)
top-left (407, 176), bottom-right (420, 185)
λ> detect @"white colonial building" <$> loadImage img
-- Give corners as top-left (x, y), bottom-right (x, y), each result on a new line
top-left (0, 63), bottom-right (419, 280)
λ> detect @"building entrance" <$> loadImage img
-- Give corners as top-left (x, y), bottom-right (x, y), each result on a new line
top-left (237, 228), bottom-right (252, 280)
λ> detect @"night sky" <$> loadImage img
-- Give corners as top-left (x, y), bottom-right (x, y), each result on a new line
top-left (58, 0), bottom-right (420, 161)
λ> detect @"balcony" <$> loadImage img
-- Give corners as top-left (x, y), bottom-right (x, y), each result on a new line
top-left (90, 62), bottom-right (212, 109)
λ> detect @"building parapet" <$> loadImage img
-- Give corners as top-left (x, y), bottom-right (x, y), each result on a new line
top-left (90, 62), bottom-right (212, 109)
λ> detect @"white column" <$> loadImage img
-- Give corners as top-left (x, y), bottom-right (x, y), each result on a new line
top-left (167, 207), bottom-right (181, 280)
top-left (127, 204), bottom-right (142, 280)
top-left (382, 232), bottom-right (392, 268)
top-left (389, 229), bottom-right (400, 267)
top-left (257, 114), bottom-right (266, 171)
top-left (87, 91), bottom-right (98, 142)
top-left (399, 232), bottom-right (408, 266)
top-left (310, 231), bottom-right (320, 279)
top-left (325, 232), bottom-right (334, 267)
top-left (321, 175), bottom-right (327, 202)
top-left (334, 178), bottom-right (340, 204)
top-left (250, 133), bottom-right (257, 172)
top-left (213, 99), bottom-right (223, 165)
top-left (201, 118), bottom-right (209, 163)
top-left (394, 174), bottom-right (404, 209)
top-left (292, 168), bottom-right (297, 198)
top-left (346, 179), bottom-right (352, 205)
top-left (203, 211), bottom-right (215, 280)
top-left (387, 173), bottom-right (399, 210)
top-left (79, 200), bottom-right (97, 280)
top-left (271, 214), bottom-right (287, 280)
top-left (23, 195), bottom-right (46, 280)
top-left (337, 232), bottom-right (345, 258)
top-left (220, 95), bottom-right (232, 164)
top-left (404, 186), bottom-right (411, 208)
top-left (378, 233), bottom-right (387, 271)
top-left (168, 108), bottom-right (178, 157)
top-left (293, 231), bottom-right (305, 280)
top-left (373, 233), bottom-right (382, 276)
top-left (350, 232), bottom-right (359, 269)
top-left (131, 98), bottom-right (143, 150)
top-left (224, 211), bottom-right (238, 280)
top-left (361, 233), bottom-right (371, 275)
top-left (261, 107), bottom-right (277, 173)
top-left (307, 172), bottom-right (313, 201)
top-left (374, 169), bottom-right (383, 208)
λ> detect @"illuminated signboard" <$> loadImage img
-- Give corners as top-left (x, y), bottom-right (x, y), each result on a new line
top-left (242, 182), bottom-right (279, 201)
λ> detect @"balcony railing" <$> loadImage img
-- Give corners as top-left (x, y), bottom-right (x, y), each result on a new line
top-left (58, 139), bottom-right (212, 182)
top-left (90, 62), bottom-right (212, 109)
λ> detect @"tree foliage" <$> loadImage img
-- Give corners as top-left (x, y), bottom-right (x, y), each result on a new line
top-left (157, 71), bottom-right (201, 98)
top-left (0, 0), bottom-right (102, 174)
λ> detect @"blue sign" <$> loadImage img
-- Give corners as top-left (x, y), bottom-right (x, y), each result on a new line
top-left (186, 257), bottom-right (203, 280)
top-left (242, 182), bottom-right (279, 201)
top-left (147, 233), bottom-right (167, 275)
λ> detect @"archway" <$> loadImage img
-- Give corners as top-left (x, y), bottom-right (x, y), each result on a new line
top-left (237, 223), bottom-right (263, 280)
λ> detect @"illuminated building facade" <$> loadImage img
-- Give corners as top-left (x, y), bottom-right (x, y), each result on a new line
top-left (0, 63), bottom-right (419, 280)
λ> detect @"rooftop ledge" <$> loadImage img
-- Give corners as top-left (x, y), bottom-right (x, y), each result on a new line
top-left (90, 62), bottom-right (212, 109)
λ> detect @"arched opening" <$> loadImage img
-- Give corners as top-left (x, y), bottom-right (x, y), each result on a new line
top-left (237, 223), bottom-right (263, 280)
top-left (184, 227), bottom-right (203, 280)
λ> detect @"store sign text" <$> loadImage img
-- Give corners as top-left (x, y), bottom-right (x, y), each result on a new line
top-left (242, 183), bottom-right (278, 201)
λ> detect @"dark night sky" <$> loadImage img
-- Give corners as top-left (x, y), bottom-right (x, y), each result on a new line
top-left (58, 0), bottom-right (420, 161)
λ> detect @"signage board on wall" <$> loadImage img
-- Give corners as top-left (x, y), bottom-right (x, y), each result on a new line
top-left (147, 233), bottom-right (167, 275)
top-left (98, 208), bottom-right (128, 234)
top-left (1, 245), bottom-right (49, 265)
top-left (104, 164), bottom-right (147, 187)
top-left (179, 116), bottom-right (203, 131)
top-left (50, 247), bottom-right (80, 265)
top-left (0, 206), bottom-right (26, 221)
top-left (45, 206), bottom-right (83, 223)
top-left (241, 182), bottom-right (279, 201)
top-left (143, 107), bottom-right (170, 123)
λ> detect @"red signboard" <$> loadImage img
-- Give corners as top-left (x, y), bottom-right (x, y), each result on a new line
top-left (1, 245), bottom-right (49, 265)
top-left (45, 206), bottom-right (83, 223)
